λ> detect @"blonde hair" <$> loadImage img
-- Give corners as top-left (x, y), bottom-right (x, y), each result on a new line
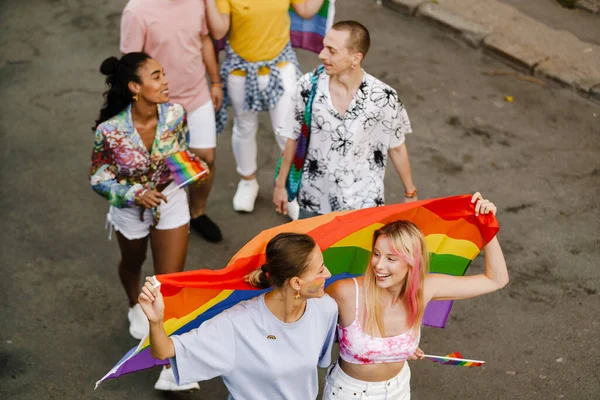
top-left (363, 221), bottom-right (429, 336)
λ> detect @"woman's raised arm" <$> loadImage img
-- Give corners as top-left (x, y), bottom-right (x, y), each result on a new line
top-left (424, 193), bottom-right (509, 302)
top-left (139, 277), bottom-right (175, 360)
top-left (292, 0), bottom-right (326, 20)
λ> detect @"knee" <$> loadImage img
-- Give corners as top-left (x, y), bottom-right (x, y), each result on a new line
top-left (190, 148), bottom-right (216, 167)
top-left (233, 118), bottom-right (259, 140)
top-left (203, 152), bottom-right (216, 168)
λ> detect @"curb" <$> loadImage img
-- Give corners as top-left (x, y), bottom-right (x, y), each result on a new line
top-left (575, 0), bottom-right (600, 14)
top-left (417, 3), bottom-right (490, 48)
top-left (382, 0), bottom-right (600, 101)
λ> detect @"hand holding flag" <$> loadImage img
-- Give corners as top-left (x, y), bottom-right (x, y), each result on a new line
top-left (163, 151), bottom-right (209, 197)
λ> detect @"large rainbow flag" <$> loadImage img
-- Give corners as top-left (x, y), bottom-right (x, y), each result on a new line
top-left (215, 0), bottom-right (336, 54)
top-left (96, 195), bottom-right (498, 387)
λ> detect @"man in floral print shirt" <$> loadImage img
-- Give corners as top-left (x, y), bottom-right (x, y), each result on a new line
top-left (274, 21), bottom-right (418, 218)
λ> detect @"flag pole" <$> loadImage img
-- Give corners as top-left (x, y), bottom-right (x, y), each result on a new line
top-left (423, 354), bottom-right (486, 364)
top-left (163, 170), bottom-right (208, 198)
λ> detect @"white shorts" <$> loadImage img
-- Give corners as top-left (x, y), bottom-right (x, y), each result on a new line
top-left (106, 182), bottom-right (190, 240)
top-left (323, 362), bottom-right (411, 400)
top-left (188, 100), bottom-right (217, 149)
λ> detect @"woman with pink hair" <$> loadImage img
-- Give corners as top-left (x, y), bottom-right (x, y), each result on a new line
top-left (325, 192), bottom-right (509, 399)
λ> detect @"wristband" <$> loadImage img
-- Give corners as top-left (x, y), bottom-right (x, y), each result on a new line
top-left (404, 189), bottom-right (418, 198)
top-left (211, 81), bottom-right (223, 86)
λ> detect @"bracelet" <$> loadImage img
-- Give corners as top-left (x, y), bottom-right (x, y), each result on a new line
top-left (211, 81), bottom-right (223, 86)
top-left (404, 189), bottom-right (418, 198)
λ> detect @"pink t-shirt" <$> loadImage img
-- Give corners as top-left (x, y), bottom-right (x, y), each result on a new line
top-left (121, 0), bottom-right (211, 113)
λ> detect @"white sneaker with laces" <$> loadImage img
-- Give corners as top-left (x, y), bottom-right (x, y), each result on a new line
top-left (287, 198), bottom-right (300, 221)
top-left (233, 179), bottom-right (259, 212)
top-left (154, 366), bottom-right (200, 391)
top-left (128, 303), bottom-right (149, 340)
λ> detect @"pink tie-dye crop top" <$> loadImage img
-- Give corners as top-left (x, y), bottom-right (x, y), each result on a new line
top-left (337, 278), bottom-right (420, 364)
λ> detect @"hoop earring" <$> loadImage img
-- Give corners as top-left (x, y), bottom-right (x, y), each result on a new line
top-left (133, 93), bottom-right (139, 101)
top-left (295, 290), bottom-right (301, 300)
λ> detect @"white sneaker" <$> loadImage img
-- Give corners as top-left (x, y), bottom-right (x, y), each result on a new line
top-left (154, 366), bottom-right (200, 391)
top-left (127, 303), bottom-right (149, 340)
top-left (233, 179), bottom-right (259, 212)
top-left (287, 198), bottom-right (300, 221)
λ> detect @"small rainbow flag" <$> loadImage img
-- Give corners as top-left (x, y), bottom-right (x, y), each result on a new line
top-left (96, 195), bottom-right (498, 387)
top-left (426, 352), bottom-right (485, 367)
top-left (164, 151), bottom-right (207, 187)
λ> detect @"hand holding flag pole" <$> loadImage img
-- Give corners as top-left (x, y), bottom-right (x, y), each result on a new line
top-left (163, 170), bottom-right (208, 198)
top-left (162, 151), bottom-right (209, 198)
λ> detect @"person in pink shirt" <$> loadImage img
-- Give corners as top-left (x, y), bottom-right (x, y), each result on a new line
top-left (121, 0), bottom-right (223, 245)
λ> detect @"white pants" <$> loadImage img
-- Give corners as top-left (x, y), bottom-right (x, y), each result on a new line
top-left (106, 182), bottom-right (190, 240)
top-left (227, 63), bottom-right (297, 177)
top-left (323, 362), bottom-right (411, 400)
top-left (187, 100), bottom-right (217, 150)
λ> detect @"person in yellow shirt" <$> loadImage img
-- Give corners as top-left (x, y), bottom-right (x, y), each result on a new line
top-left (205, 0), bottom-right (326, 215)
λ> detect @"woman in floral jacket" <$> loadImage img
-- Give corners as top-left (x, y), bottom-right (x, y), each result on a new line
top-left (90, 53), bottom-right (200, 351)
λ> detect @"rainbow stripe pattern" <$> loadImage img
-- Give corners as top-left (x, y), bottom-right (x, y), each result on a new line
top-left (164, 151), bottom-right (207, 186)
top-left (96, 195), bottom-right (498, 387)
top-left (215, 0), bottom-right (335, 54)
top-left (290, 0), bottom-right (336, 53)
top-left (430, 352), bottom-right (485, 367)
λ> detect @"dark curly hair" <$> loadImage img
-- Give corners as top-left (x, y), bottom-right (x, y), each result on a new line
top-left (93, 52), bottom-right (151, 130)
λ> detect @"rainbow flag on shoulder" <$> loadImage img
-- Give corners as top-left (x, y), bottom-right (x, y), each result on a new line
top-left (290, 0), bottom-right (336, 53)
top-left (96, 195), bottom-right (498, 387)
top-left (215, 0), bottom-right (335, 54)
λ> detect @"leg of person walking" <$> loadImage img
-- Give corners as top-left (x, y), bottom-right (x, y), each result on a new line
top-left (148, 193), bottom-right (197, 392)
top-left (187, 100), bottom-right (222, 242)
top-left (268, 63), bottom-right (300, 219)
top-left (149, 224), bottom-right (198, 391)
top-left (268, 63), bottom-right (298, 151)
top-left (150, 184), bottom-right (190, 276)
top-left (115, 232), bottom-right (150, 340)
top-left (150, 225), bottom-right (189, 275)
top-left (228, 73), bottom-right (261, 212)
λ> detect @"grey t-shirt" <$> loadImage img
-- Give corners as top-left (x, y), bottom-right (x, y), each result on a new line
top-left (170, 293), bottom-right (338, 400)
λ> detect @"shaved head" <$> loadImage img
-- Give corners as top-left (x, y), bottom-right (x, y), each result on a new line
top-left (331, 20), bottom-right (371, 58)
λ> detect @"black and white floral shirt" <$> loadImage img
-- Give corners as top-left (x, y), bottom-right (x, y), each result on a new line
top-left (281, 71), bottom-right (412, 214)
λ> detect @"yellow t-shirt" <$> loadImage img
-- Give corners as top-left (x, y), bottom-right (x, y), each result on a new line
top-left (217, 0), bottom-right (305, 75)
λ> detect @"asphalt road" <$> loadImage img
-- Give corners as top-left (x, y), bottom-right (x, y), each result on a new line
top-left (1, 0), bottom-right (599, 399)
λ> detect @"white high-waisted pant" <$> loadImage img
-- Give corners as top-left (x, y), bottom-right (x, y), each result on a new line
top-left (227, 63), bottom-right (298, 177)
top-left (322, 362), bottom-right (411, 400)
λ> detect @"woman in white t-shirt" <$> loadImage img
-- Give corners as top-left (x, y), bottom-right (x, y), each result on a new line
top-left (138, 233), bottom-right (338, 400)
